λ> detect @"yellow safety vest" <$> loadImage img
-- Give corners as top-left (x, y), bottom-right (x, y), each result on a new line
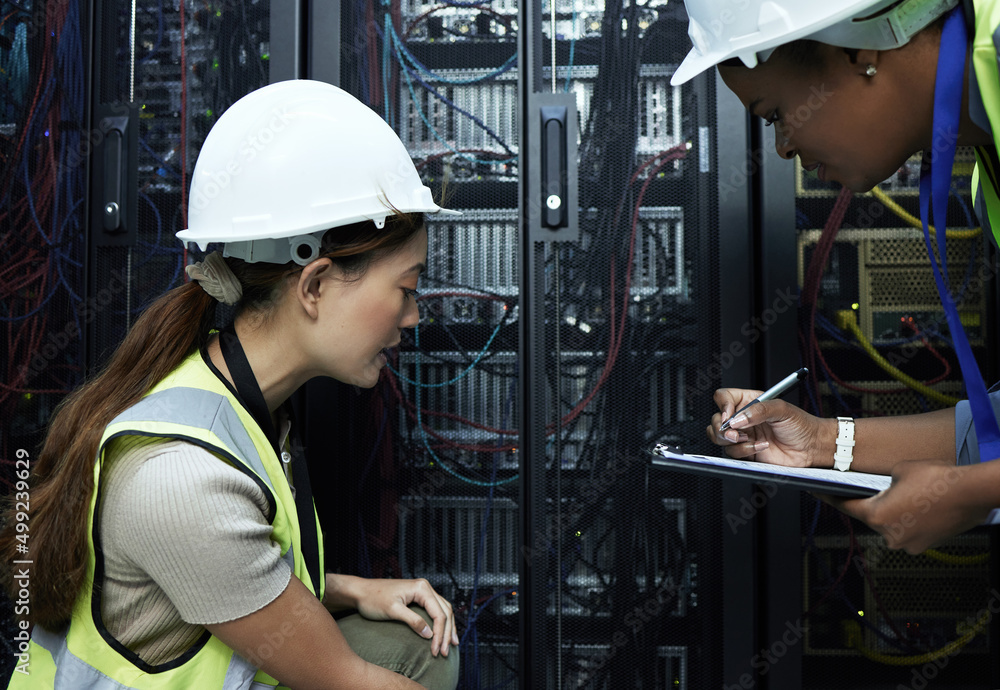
top-left (9, 350), bottom-right (325, 689)
top-left (970, 0), bottom-right (1000, 247)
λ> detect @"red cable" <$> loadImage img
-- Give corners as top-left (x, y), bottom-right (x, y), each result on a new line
top-left (801, 187), bottom-right (853, 414)
top-left (384, 368), bottom-right (517, 449)
top-left (551, 150), bottom-right (686, 431)
top-left (804, 508), bottom-right (855, 617)
top-left (903, 316), bottom-right (951, 381)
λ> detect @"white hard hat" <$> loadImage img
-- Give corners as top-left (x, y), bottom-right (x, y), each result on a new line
top-left (671, 0), bottom-right (958, 85)
top-left (176, 79), bottom-right (458, 265)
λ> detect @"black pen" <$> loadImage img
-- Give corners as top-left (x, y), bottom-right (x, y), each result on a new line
top-left (720, 367), bottom-right (808, 431)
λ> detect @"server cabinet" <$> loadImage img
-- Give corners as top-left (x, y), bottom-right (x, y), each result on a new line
top-left (334, 0), bottom-right (757, 686)
top-left (517, 0), bottom-right (751, 684)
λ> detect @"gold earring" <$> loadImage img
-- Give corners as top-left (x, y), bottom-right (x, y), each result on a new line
top-left (865, 64), bottom-right (877, 77)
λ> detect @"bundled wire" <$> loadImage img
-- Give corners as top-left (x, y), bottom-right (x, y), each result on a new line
top-left (1, 0), bottom-right (86, 485)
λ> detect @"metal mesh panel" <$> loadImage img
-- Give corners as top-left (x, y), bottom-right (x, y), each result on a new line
top-left (344, 0), bottom-right (727, 685)
top-left (798, 228), bottom-right (989, 348)
top-left (529, 3), bottom-right (723, 687)
top-left (816, 382), bottom-right (966, 417)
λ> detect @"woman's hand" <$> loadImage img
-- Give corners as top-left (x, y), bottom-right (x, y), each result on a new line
top-left (820, 460), bottom-right (993, 554)
top-left (706, 387), bottom-right (836, 468)
top-left (329, 575), bottom-right (459, 657)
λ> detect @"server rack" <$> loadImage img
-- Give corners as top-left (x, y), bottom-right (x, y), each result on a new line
top-left (335, 0), bottom-right (755, 685)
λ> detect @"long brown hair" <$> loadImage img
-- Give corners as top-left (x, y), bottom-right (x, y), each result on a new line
top-left (0, 213), bottom-right (424, 630)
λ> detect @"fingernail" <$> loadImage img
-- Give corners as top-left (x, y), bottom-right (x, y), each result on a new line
top-left (452, 632), bottom-right (460, 645)
top-left (724, 429), bottom-right (738, 443)
top-left (753, 440), bottom-right (769, 452)
top-left (729, 413), bottom-right (747, 428)
top-left (420, 625), bottom-right (432, 639)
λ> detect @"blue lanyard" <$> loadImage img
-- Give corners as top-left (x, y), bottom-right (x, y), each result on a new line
top-left (920, 7), bottom-right (1000, 462)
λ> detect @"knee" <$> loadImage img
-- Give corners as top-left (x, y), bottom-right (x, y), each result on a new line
top-left (413, 641), bottom-right (459, 690)
top-left (405, 606), bottom-right (459, 690)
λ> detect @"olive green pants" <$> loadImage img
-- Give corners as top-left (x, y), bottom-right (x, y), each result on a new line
top-left (336, 605), bottom-right (459, 689)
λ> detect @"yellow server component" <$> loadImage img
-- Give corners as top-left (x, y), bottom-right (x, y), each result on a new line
top-left (796, 228), bottom-right (986, 347)
top-left (802, 533), bottom-right (991, 657)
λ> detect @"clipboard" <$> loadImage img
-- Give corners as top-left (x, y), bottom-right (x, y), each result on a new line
top-left (648, 443), bottom-right (891, 497)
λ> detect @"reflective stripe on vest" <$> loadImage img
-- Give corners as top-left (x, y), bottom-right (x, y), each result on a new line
top-left (102, 386), bottom-right (296, 574)
top-left (30, 626), bottom-right (259, 690)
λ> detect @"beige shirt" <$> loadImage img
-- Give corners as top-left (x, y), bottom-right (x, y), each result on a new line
top-left (97, 435), bottom-right (292, 665)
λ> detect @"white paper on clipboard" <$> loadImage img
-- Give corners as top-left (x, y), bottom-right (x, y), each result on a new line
top-left (648, 445), bottom-right (1000, 523)
top-left (649, 443), bottom-right (891, 497)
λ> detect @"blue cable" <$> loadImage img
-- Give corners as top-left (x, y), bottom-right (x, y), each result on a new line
top-left (388, 20), bottom-right (517, 86)
top-left (0, 266), bottom-right (60, 322)
top-left (412, 323), bottom-right (519, 487)
top-left (19, 79), bottom-right (57, 244)
top-left (139, 137), bottom-right (183, 180)
top-left (355, 0), bottom-right (369, 104)
top-left (814, 340), bottom-right (853, 414)
top-left (461, 459), bottom-right (497, 688)
top-left (397, 62), bottom-right (516, 165)
top-left (951, 182), bottom-right (977, 229)
top-left (138, 191), bottom-right (164, 245)
top-left (463, 588), bottom-right (516, 634)
top-left (393, 47), bottom-right (516, 163)
top-left (137, 0), bottom-right (164, 64)
top-left (390, 316), bottom-right (504, 387)
top-left (382, 10), bottom-right (393, 125)
top-left (462, 586), bottom-right (517, 686)
top-left (134, 189), bottom-right (185, 300)
top-left (802, 499), bottom-right (919, 653)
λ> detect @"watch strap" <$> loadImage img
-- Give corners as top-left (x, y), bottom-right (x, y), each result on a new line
top-left (834, 416), bottom-right (855, 471)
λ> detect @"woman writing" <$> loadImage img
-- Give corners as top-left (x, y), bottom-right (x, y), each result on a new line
top-left (671, 0), bottom-right (1000, 554)
top-left (1, 80), bottom-right (459, 688)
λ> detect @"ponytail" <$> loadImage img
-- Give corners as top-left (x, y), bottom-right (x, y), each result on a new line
top-left (0, 282), bottom-right (216, 630)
